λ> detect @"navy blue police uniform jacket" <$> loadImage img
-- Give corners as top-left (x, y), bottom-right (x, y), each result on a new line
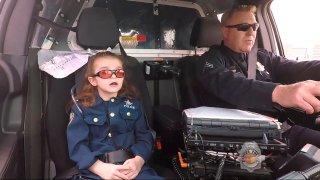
top-left (67, 95), bottom-right (154, 179)
top-left (197, 42), bottom-right (320, 113)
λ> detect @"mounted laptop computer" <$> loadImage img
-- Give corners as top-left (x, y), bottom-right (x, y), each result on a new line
top-left (182, 106), bottom-right (287, 179)
top-left (183, 106), bottom-right (281, 139)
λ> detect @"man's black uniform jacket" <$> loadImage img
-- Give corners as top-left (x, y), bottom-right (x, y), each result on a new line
top-left (196, 42), bottom-right (320, 113)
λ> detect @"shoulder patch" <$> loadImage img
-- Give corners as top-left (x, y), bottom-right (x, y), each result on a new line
top-left (205, 61), bottom-right (214, 69)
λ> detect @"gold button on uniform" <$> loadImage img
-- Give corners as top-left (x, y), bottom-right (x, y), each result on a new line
top-left (93, 117), bottom-right (98, 123)
top-left (126, 112), bottom-right (131, 116)
top-left (110, 112), bottom-right (115, 117)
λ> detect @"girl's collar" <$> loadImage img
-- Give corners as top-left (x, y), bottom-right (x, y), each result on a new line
top-left (95, 94), bottom-right (132, 105)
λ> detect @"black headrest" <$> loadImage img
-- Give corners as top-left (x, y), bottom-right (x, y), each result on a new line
top-left (190, 17), bottom-right (223, 48)
top-left (76, 7), bottom-right (119, 49)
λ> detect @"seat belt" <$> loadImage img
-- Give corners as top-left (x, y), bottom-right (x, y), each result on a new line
top-left (34, 16), bottom-right (76, 32)
top-left (247, 38), bottom-right (258, 80)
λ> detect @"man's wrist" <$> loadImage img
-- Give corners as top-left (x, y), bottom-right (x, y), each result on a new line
top-left (272, 84), bottom-right (285, 103)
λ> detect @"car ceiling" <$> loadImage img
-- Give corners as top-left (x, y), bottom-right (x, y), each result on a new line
top-left (191, 0), bottom-right (272, 14)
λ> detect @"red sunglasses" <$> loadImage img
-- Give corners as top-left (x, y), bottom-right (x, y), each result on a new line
top-left (94, 69), bottom-right (125, 79)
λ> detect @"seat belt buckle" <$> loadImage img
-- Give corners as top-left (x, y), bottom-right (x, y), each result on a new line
top-left (104, 149), bottom-right (134, 164)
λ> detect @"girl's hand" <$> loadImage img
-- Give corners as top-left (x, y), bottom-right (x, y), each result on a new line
top-left (122, 156), bottom-right (145, 179)
top-left (89, 160), bottom-right (130, 180)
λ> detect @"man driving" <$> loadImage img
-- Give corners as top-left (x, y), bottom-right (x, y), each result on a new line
top-left (196, 4), bottom-right (320, 169)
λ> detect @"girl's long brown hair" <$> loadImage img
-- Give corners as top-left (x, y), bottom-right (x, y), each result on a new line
top-left (67, 51), bottom-right (137, 112)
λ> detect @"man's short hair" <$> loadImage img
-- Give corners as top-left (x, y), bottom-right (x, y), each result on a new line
top-left (221, 5), bottom-right (257, 26)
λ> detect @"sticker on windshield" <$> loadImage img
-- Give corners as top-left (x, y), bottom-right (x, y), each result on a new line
top-left (121, 35), bottom-right (147, 42)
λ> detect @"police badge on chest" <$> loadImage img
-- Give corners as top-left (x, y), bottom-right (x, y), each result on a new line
top-left (124, 99), bottom-right (135, 109)
top-left (256, 62), bottom-right (271, 81)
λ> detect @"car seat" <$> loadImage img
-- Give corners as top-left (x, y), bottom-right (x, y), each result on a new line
top-left (44, 7), bottom-right (176, 179)
top-left (177, 16), bottom-right (223, 110)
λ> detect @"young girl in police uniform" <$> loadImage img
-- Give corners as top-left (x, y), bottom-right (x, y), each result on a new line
top-left (67, 51), bottom-right (163, 180)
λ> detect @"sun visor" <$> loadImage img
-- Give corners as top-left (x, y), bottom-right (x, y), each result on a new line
top-left (76, 7), bottom-right (119, 49)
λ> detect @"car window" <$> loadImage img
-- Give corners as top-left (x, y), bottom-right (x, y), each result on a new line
top-left (271, 0), bottom-right (320, 61)
top-left (31, 0), bottom-right (65, 48)
top-left (98, 0), bottom-right (201, 50)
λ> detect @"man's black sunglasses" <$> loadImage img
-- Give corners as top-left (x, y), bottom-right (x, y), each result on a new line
top-left (225, 23), bottom-right (259, 32)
